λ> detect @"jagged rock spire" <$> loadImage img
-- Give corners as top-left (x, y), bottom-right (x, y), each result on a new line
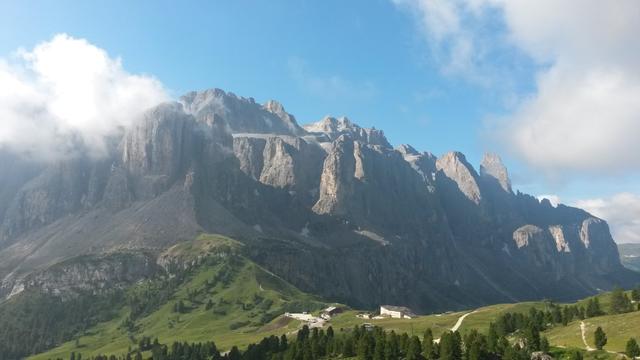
top-left (480, 153), bottom-right (512, 193)
top-left (436, 151), bottom-right (482, 204)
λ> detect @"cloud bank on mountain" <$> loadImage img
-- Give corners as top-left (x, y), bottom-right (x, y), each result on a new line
top-left (0, 34), bottom-right (168, 161)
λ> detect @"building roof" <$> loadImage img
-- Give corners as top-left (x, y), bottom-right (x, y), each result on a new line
top-left (380, 305), bottom-right (413, 312)
top-left (380, 305), bottom-right (417, 317)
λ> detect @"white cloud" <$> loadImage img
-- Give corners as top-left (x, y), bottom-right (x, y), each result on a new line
top-left (391, 0), bottom-right (510, 84)
top-left (494, 0), bottom-right (640, 177)
top-left (288, 57), bottom-right (377, 101)
top-left (575, 193), bottom-right (640, 244)
top-left (395, 0), bottom-right (640, 177)
top-left (0, 34), bottom-right (168, 161)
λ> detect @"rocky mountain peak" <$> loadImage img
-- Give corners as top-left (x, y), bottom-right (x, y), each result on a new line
top-left (436, 151), bottom-right (482, 204)
top-left (396, 144), bottom-right (419, 156)
top-left (303, 116), bottom-right (391, 148)
top-left (179, 88), bottom-right (304, 136)
top-left (480, 153), bottom-right (512, 193)
top-left (396, 144), bottom-right (437, 183)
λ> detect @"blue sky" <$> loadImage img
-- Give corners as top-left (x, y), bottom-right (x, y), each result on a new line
top-left (1, 0), bottom-right (640, 242)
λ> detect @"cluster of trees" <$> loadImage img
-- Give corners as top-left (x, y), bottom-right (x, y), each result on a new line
top-left (609, 287), bottom-right (637, 314)
top-left (0, 290), bottom-right (124, 360)
top-left (57, 321), bottom-right (549, 360)
top-left (127, 271), bottom-right (188, 320)
top-left (592, 326), bottom-right (639, 359)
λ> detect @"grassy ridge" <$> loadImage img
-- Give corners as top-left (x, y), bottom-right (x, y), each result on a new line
top-left (31, 235), bottom-right (324, 359)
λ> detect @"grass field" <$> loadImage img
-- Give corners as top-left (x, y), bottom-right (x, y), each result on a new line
top-left (328, 310), bottom-right (462, 338)
top-left (29, 234), bottom-right (640, 359)
top-left (544, 311), bottom-right (640, 353)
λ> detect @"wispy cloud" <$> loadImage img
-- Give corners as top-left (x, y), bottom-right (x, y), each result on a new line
top-left (0, 34), bottom-right (168, 161)
top-left (575, 193), bottom-right (640, 244)
top-left (395, 0), bottom-right (640, 179)
top-left (287, 57), bottom-right (377, 101)
top-left (391, 0), bottom-right (516, 86)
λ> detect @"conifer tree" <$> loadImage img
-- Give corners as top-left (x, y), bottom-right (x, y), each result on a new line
top-left (610, 287), bottom-right (632, 314)
top-left (406, 336), bottom-right (422, 360)
top-left (423, 328), bottom-right (436, 359)
top-left (626, 338), bottom-right (640, 358)
top-left (540, 337), bottom-right (550, 353)
top-left (594, 327), bottom-right (607, 350)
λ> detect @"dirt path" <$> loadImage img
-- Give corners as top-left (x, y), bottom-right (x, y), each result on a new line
top-left (434, 310), bottom-right (478, 343)
top-left (580, 321), bottom-right (595, 351)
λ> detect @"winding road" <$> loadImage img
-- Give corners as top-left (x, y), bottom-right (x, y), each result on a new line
top-left (434, 310), bottom-right (478, 343)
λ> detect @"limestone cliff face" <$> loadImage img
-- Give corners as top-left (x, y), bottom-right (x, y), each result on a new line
top-left (313, 135), bottom-right (356, 215)
top-left (436, 152), bottom-right (482, 205)
top-left (0, 87), bottom-right (634, 311)
top-left (11, 252), bottom-right (157, 298)
top-left (480, 153), bottom-right (512, 193)
top-left (0, 157), bottom-right (99, 246)
top-left (122, 103), bottom-right (195, 198)
top-left (579, 218), bottom-right (621, 274)
top-left (397, 144), bottom-right (437, 184)
top-left (232, 137), bottom-right (266, 180)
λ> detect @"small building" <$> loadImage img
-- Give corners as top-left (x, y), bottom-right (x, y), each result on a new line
top-left (320, 306), bottom-right (343, 319)
top-left (323, 306), bottom-right (343, 316)
top-left (356, 312), bottom-right (373, 319)
top-left (379, 305), bottom-right (417, 319)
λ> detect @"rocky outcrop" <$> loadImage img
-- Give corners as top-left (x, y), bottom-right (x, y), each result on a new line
top-left (4, 252), bottom-right (158, 299)
top-left (260, 137), bottom-right (297, 188)
top-left (313, 135), bottom-right (356, 215)
top-left (549, 226), bottom-right (571, 253)
top-left (304, 116), bottom-right (391, 148)
top-left (480, 153), bottom-right (512, 193)
top-left (436, 152), bottom-right (482, 204)
top-left (579, 217), bottom-right (621, 274)
top-left (397, 144), bottom-right (437, 185)
top-left (0, 157), bottom-right (94, 245)
top-left (180, 88), bottom-right (304, 136)
top-left (121, 102), bottom-right (195, 198)
top-left (233, 137), bottom-right (267, 180)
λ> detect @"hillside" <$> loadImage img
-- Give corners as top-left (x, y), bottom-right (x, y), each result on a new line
top-left (544, 312), bottom-right (640, 353)
top-left (21, 238), bottom-right (639, 360)
top-left (17, 235), bottom-right (325, 359)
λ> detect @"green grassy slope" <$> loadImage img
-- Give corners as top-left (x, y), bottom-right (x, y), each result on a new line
top-left (544, 311), bottom-right (640, 353)
top-left (31, 235), bottom-right (325, 359)
top-left (328, 310), bottom-right (462, 337)
top-left (28, 235), bottom-right (640, 359)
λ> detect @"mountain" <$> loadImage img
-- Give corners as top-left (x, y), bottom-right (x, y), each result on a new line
top-left (618, 243), bottom-right (640, 272)
top-left (0, 87), bottom-right (637, 315)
